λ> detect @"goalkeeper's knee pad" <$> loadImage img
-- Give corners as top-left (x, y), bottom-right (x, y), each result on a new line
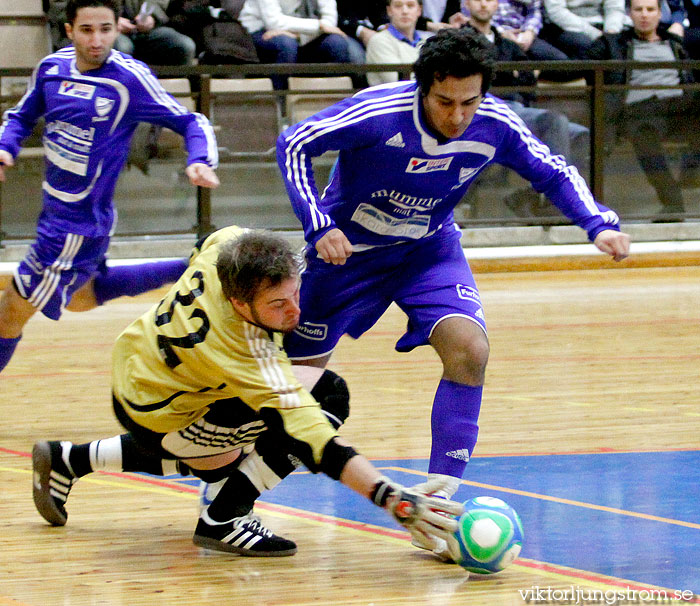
top-left (311, 369), bottom-right (350, 429)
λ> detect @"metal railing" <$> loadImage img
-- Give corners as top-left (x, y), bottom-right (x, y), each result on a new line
top-left (1, 59), bottom-right (699, 245)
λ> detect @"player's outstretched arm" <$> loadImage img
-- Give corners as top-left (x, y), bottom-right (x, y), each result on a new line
top-left (339, 451), bottom-right (463, 539)
top-left (593, 229), bottom-right (630, 262)
top-left (185, 162), bottom-right (220, 188)
top-left (0, 150), bottom-right (15, 182)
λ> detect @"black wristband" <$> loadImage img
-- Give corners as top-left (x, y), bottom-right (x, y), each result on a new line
top-left (370, 476), bottom-right (395, 507)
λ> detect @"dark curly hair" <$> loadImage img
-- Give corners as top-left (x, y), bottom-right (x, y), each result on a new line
top-left (413, 27), bottom-right (496, 96)
top-left (216, 231), bottom-right (301, 304)
top-left (66, 0), bottom-right (121, 25)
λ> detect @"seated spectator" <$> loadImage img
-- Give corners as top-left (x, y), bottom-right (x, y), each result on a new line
top-left (680, 0), bottom-right (700, 61)
top-left (337, 0), bottom-right (464, 56)
top-left (587, 0), bottom-right (700, 221)
top-left (166, 0), bottom-right (258, 65)
top-left (464, 0), bottom-right (590, 217)
top-left (46, 1), bottom-right (71, 50)
top-left (419, 0), bottom-right (469, 29)
top-left (365, 0), bottom-right (432, 86)
top-left (335, 0), bottom-right (387, 64)
top-left (541, 0), bottom-right (626, 58)
top-left (114, 0), bottom-right (197, 65)
top-left (492, 0), bottom-right (569, 61)
top-left (239, 0), bottom-right (351, 90)
top-left (661, 0), bottom-right (685, 37)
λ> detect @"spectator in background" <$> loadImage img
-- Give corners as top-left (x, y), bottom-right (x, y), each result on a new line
top-left (491, 0), bottom-right (570, 61)
top-left (419, 0), bottom-right (469, 28)
top-left (681, 0), bottom-right (700, 59)
top-left (587, 0), bottom-right (700, 220)
top-left (166, 0), bottom-right (259, 65)
top-left (114, 0), bottom-right (197, 65)
top-left (239, 0), bottom-right (351, 90)
top-left (541, 0), bottom-right (626, 58)
top-left (365, 0), bottom-right (432, 86)
top-left (335, 0), bottom-right (465, 71)
top-left (464, 0), bottom-right (590, 216)
top-left (335, 0), bottom-right (387, 63)
top-left (46, 0), bottom-right (72, 50)
top-left (661, 0), bottom-right (686, 37)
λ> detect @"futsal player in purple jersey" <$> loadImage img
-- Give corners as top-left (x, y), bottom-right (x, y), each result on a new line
top-left (276, 28), bottom-right (630, 559)
top-left (0, 0), bottom-right (219, 374)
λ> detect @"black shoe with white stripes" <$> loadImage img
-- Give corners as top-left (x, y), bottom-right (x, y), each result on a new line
top-left (32, 440), bottom-right (77, 526)
top-left (193, 511), bottom-right (297, 557)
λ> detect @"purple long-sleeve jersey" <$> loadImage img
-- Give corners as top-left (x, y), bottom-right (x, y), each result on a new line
top-left (0, 47), bottom-right (218, 238)
top-left (277, 80), bottom-right (619, 250)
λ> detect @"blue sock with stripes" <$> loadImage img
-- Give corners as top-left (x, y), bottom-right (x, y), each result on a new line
top-left (93, 259), bottom-right (188, 305)
top-left (0, 335), bottom-right (21, 373)
top-left (428, 379), bottom-right (482, 478)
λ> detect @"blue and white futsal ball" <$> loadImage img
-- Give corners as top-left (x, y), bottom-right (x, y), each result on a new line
top-left (453, 496), bottom-right (524, 574)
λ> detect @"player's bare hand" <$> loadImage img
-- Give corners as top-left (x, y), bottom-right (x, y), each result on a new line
top-left (593, 229), bottom-right (630, 262)
top-left (118, 17), bottom-right (137, 34)
top-left (0, 150), bottom-right (15, 182)
top-left (315, 228), bottom-right (353, 265)
top-left (516, 29), bottom-right (536, 51)
top-left (185, 163), bottom-right (219, 188)
top-left (448, 12), bottom-right (469, 27)
top-left (373, 476), bottom-right (463, 542)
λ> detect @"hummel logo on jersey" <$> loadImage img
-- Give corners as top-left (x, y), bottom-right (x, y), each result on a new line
top-left (20, 274), bottom-right (32, 288)
top-left (385, 132), bottom-right (405, 148)
top-left (446, 449), bottom-right (471, 462)
top-left (46, 65), bottom-right (59, 75)
top-left (95, 97), bottom-right (114, 117)
top-left (58, 81), bottom-right (96, 100)
top-left (406, 156), bottom-right (452, 173)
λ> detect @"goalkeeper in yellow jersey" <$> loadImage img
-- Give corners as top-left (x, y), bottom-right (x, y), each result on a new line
top-left (31, 226), bottom-right (463, 557)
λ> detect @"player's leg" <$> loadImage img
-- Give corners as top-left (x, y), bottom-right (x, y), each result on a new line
top-left (428, 316), bottom-right (488, 484)
top-left (198, 367), bottom-right (333, 517)
top-left (0, 282), bottom-right (37, 372)
top-left (395, 232), bottom-right (488, 491)
top-left (194, 369), bottom-right (350, 556)
top-left (1, 231), bottom-right (102, 373)
top-left (31, 433), bottom-right (190, 526)
top-left (394, 233), bottom-right (488, 560)
top-left (67, 258), bottom-right (188, 312)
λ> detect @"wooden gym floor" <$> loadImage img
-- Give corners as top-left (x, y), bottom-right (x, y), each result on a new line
top-left (1, 264), bottom-right (699, 605)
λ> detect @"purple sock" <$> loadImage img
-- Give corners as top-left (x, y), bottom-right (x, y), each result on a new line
top-left (0, 335), bottom-right (22, 373)
top-left (428, 379), bottom-right (482, 478)
top-left (93, 259), bottom-right (187, 305)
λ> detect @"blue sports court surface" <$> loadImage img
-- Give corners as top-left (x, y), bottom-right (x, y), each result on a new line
top-left (165, 450), bottom-right (700, 597)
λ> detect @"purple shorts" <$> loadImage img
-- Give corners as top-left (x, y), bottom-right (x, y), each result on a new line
top-left (284, 229), bottom-right (487, 359)
top-left (14, 230), bottom-right (110, 320)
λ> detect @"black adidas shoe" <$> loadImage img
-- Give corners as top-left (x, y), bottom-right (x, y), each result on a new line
top-left (32, 440), bottom-right (77, 526)
top-left (193, 511), bottom-right (297, 557)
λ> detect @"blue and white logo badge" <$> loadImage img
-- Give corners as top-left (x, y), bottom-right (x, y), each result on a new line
top-left (456, 284), bottom-right (481, 302)
top-left (459, 166), bottom-right (479, 182)
top-left (58, 81), bottom-right (96, 99)
top-left (406, 156), bottom-right (453, 173)
top-left (294, 322), bottom-right (328, 341)
top-left (95, 96), bottom-right (114, 117)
